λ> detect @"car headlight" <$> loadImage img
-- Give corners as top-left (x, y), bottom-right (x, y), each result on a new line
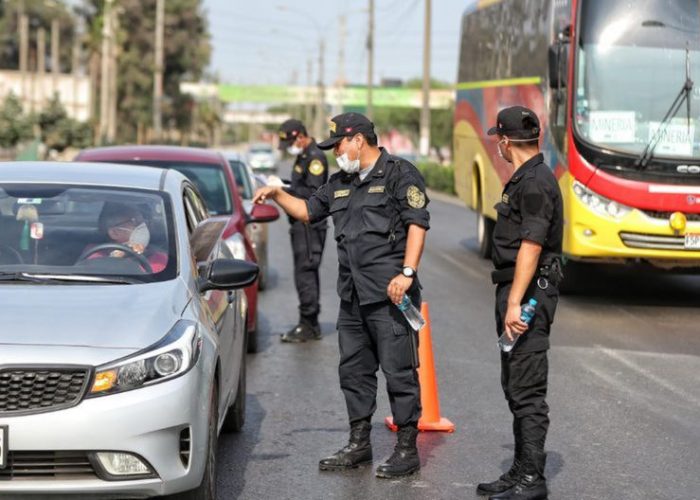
top-left (88, 320), bottom-right (201, 397)
top-left (572, 180), bottom-right (632, 219)
top-left (225, 232), bottom-right (247, 260)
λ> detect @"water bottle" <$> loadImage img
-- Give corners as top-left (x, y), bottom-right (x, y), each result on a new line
top-left (397, 295), bottom-right (425, 331)
top-left (498, 298), bottom-right (537, 353)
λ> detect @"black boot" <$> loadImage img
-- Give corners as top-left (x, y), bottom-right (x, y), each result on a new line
top-left (489, 451), bottom-right (547, 500)
top-left (375, 425), bottom-right (420, 478)
top-left (319, 421), bottom-right (373, 470)
top-left (301, 315), bottom-right (322, 340)
top-left (280, 322), bottom-right (315, 343)
top-left (477, 425), bottom-right (524, 496)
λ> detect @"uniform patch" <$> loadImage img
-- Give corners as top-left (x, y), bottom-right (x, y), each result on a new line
top-left (502, 193), bottom-right (510, 204)
top-left (524, 192), bottom-right (544, 215)
top-left (368, 185), bottom-right (385, 194)
top-left (329, 121), bottom-right (337, 133)
top-left (309, 159), bottom-right (325, 176)
top-left (406, 185), bottom-right (426, 208)
top-left (294, 165), bottom-right (303, 174)
top-left (334, 189), bottom-right (350, 198)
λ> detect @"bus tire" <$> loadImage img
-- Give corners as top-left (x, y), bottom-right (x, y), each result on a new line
top-left (476, 197), bottom-right (494, 259)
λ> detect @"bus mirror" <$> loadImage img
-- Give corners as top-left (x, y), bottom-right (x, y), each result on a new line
top-left (548, 44), bottom-right (568, 89)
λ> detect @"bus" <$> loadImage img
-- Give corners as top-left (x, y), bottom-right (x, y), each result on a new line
top-left (453, 0), bottom-right (700, 271)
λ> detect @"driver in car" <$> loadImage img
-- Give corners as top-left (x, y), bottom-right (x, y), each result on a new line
top-left (85, 202), bottom-right (168, 273)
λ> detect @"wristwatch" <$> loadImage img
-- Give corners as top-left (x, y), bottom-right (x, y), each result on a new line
top-left (402, 266), bottom-right (416, 278)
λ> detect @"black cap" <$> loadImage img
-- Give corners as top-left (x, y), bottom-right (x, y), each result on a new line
top-left (278, 119), bottom-right (307, 150)
top-left (317, 112), bottom-right (375, 150)
top-left (487, 106), bottom-right (540, 140)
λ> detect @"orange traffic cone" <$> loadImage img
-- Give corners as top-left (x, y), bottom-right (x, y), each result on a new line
top-left (385, 302), bottom-right (455, 432)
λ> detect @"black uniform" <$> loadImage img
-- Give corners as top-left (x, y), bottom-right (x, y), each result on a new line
top-left (306, 148), bottom-right (430, 427)
top-left (286, 140), bottom-right (328, 325)
top-left (491, 151), bottom-right (563, 479)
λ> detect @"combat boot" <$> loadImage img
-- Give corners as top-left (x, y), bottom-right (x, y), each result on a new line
top-left (489, 450), bottom-right (547, 500)
top-left (319, 420), bottom-right (372, 470)
top-left (375, 425), bottom-right (420, 478)
top-left (477, 428), bottom-right (523, 496)
top-left (280, 323), bottom-right (315, 343)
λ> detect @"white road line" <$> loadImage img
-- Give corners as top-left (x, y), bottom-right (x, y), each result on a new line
top-left (437, 251), bottom-right (489, 281)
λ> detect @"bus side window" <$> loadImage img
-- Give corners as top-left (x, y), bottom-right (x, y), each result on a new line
top-left (549, 0), bottom-right (572, 153)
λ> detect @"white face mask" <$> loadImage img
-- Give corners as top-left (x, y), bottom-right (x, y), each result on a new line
top-left (129, 222), bottom-right (150, 248)
top-left (497, 139), bottom-right (511, 162)
top-left (287, 145), bottom-right (303, 156)
top-left (337, 153), bottom-right (360, 174)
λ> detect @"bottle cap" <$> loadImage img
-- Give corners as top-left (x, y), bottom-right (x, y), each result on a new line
top-left (529, 298), bottom-right (538, 306)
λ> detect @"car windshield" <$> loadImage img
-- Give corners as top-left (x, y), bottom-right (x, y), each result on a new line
top-left (0, 185), bottom-right (175, 282)
top-left (121, 160), bottom-right (233, 215)
top-left (575, 0), bottom-right (700, 159)
top-left (249, 146), bottom-right (273, 155)
top-left (228, 160), bottom-right (254, 200)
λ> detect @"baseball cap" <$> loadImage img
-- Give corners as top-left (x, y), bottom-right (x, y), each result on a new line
top-left (487, 106), bottom-right (541, 140)
top-left (278, 119), bottom-right (307, 150)
top-left (317, 112), bottom-right (375, 150)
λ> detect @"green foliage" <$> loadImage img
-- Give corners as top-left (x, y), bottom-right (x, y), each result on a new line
top-left (417, 161), bottom-right (455, 195)
top-left (38, 95), bottom-right (92, 151)
top-left (0, 93), bottom-right (35, 148)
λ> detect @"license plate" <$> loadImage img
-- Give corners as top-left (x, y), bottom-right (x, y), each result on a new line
top-left (685, 233), bottom-right (700, 249)
top-left (0, 426), bottom-right (6, 469)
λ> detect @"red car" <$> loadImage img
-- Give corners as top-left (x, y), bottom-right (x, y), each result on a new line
top-left (75, 145), bottom-right (279, 352)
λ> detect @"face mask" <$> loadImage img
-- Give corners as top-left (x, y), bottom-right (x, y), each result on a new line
top-left (129, 222), bottom-right (150, 248)
top-left (287, 145), bottom-right (303, 156)
top-left (497, 139), bottom-right (511, 162)
top-left (337, 153), bottom-right (360, 174)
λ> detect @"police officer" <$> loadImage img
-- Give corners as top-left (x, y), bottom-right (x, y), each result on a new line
top-left (477, 106), bottom-right (563, 500)
top-left (277, 119), bottom-right (329, 342)
top-left (254, 112), bottom-right (429, 478)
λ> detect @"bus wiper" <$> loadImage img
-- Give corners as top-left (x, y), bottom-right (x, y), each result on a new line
top-left (636, 44), bottom-right (694, 170)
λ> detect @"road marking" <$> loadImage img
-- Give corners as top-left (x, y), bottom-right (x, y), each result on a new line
top-left (437, 251), bottom-right (489, 281)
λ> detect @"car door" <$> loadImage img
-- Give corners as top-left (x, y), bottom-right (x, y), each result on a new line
top-left (183, 186), bottom-right (239, 404)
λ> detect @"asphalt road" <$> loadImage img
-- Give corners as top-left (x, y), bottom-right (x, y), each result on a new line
top-left (216, 164), bottom-right (700, 500)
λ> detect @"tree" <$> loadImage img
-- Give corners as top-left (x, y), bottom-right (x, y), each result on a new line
top-left (38, 95), bottom-right (92, 152)
top-left (0, 93), bottom-right (35, 148)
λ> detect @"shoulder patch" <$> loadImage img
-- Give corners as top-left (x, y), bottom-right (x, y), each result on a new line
top-left (309, 159), bottom-right (325, 176)
top-left (334, 189), bottom-right (350, 199)
top-left (523, 192), bottom-right (544, 215)
top-left (406, 185), bottom-right (426, 209)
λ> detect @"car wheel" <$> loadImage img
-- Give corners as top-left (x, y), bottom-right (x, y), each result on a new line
top-left (222, 348), bottom-right (246, 433)
top-left (476, 196), bottom-right (494, 259)
top-left (246, 312), bottom-right (259, 354)
top-left (167, 384), bottom-right (218, 500)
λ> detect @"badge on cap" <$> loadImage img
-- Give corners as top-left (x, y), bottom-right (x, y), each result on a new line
top-left (407, 186), bottom-right (426, 209)
top-left (329, 121), bottom-right (337, 133)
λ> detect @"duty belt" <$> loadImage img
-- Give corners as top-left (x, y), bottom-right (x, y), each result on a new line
top-left (490, 258), bottom-right (564, 287)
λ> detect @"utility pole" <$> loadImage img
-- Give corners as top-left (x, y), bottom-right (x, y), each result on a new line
top-left (315, 39), bottom-right (325, 139)
top-left (51, 19), bottom-right (60, 97)
top-left (72, 20), bottom-right (81, 117)
top-left (336, 14), bottom-right (346, 115)
top-left (419, 0), bottom-right (432, 158)
top-left (366, 0), bottom-right (374, 120)
top-left (107, 9), bottom-right (118, 143)
top-left (37, 28), bottom-right (46, 109)
top-left (306, 57), bottom-right (312, 126)
top-left (99, 0), bottom-right (114, 144)
top-left (153, 0), bottom-right (164, 141)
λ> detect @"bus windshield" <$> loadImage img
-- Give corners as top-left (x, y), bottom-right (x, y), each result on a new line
top-left (575, 0), bottom-right (700, 160)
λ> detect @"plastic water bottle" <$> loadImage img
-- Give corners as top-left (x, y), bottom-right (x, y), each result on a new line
top-left (498, 298), bottom-right (537, 353)
top-left (397, 295), bottom-right (425, 331)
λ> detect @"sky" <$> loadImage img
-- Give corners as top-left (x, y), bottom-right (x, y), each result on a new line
top-left (201, 0), bottom-right (467, 87)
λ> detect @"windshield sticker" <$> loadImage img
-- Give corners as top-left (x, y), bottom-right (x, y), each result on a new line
top-left (648, 120), bottom-right (695, 157)
top-left (17, 198), bottom-right (42, 204)
top-left (588, 111), bottom-right (636, 143)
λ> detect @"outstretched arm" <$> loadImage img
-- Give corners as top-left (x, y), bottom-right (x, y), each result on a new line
top-left (253, 186), bottom-right (310, 223)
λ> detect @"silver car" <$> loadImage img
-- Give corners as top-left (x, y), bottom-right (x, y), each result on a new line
top-left (246, 142), bottom-right (277, 173)
top-left (224, 151), bottom-right (271, 290)
top-left (0, 162), bottom-right (257, 499)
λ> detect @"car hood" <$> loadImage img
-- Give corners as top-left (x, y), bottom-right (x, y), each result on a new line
top-left (0, 279), bottom-right (192, 351)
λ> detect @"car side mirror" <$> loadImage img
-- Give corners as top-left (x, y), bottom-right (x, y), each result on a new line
top-left (190, 216), bottom-right (229, 262)
top-left (248, 203), bottom-right (279, 224)
top-left (198, 258), bottom-right (259, 292)
top-left (548, 26), bottom-right (571, 89)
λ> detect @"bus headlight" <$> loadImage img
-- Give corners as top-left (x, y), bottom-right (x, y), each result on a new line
top-left (572, 180), bottom-right (632, 219)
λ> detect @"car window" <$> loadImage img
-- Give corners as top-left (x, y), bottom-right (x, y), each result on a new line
top-left (228, 160), bottom-right (254, 200)
top-left (0, 185), bottom-right (176, 282)
top-left (249, 145), bottom-right (273, 154)
top-left (118, 160), bottom-right (233, 216)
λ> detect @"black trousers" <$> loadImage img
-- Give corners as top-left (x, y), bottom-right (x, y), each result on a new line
top-left (290, 221), bottom-right (326, 321)
top-left (495, 282), bottom-right (557, 459)
top-left (337, 291), bottom-right (421, 427)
